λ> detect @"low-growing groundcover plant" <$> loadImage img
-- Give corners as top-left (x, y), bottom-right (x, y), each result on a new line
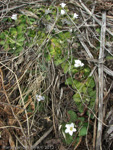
top-left (0, 2), bottom-right (96, 149)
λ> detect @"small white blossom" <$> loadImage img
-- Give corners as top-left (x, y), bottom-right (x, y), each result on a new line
top-left (69, 29), bottom-right (73, 33)
top-left (61, 10), bottom-right (65, 15)
top-left (65, 123), bottom-right (76, 136)
top-left (60, 40), bottom-right (63, 44)
top-left (74, 60), bottom-right (84, 68)
top-left (73, 13), bottom-right (78, 19)
top-left (11, 14), bottom-right (17, 20)
top-left (36, 95), bottom-right (45, 101)
top-left (60, 3), bottom-right (66, 8)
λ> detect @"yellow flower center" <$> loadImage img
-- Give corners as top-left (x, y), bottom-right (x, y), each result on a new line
top-left (70, 127), bottom-right (73, 131)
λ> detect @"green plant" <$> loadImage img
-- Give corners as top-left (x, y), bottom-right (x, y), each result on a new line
top-left (0, 4), bottom-right (96, 147)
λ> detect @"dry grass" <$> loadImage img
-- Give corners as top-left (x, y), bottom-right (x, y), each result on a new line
top-left (0, 0), bottom-right (113, 150)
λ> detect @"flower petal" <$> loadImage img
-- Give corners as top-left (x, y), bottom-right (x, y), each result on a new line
top-left (74, 64), bottom-right (79, 67)
top-left (73, 128), bottom-right (77, 132)
top-left (69, 130), bottom-right (73, 136)
top-left (73, 13), bottom-right (78, 19)
top-left (65, 128), bottom-right (69, 133)
top-left (65, 124), bottom-right (70, 128)
top-left (81, 63), bottom-right (84, 66)
top-left (36, 95), bottom-right (45, 101)
top-left (11, 14), bottom-right (17, 20)
top-left (70, 123), bottom-right (74, 128)
top-left (60, 3), bottom-right (66, 8)
top-left (61, 10), bottom-right (65, 15)
top-left (75, 60), bottom-right (81, 64)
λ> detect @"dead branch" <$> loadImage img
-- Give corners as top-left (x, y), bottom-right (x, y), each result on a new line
top-left (32, 126), bottom-right (53, 149)
top-left (96, 11), bottom-right (106, 150)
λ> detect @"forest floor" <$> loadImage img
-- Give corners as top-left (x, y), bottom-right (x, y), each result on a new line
top-left (0, 0), bottom-right (113, 150)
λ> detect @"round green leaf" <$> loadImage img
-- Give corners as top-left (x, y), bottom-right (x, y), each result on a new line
top-left (79, 126), bottom-right (87, 136)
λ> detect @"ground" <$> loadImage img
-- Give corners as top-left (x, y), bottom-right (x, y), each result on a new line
top-left (0, 0), bottom-right (113, 150)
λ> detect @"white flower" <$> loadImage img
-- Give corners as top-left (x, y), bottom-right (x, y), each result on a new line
top-left (36, 95), bottom-right (45, 101)
top-left (74, 60), bottom-right (84, 68)
top-left (65, 123), bottom-right (76, 136)
top-left (11, 14), bottom-right (17, 20)
top-left (69, 29), bottom-right (72, 33)
top-left (73, 13), bottom-right (78, 19)
top-left (60, 40), bottom-right (63, 44)
top-left (60, 3), bottom-right (66, 8)
top-left (61, 10), bottom-right (65, 15)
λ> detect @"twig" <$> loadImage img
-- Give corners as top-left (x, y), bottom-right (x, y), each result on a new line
top-left (0, 126), bottom-right (21, 129)
top-left (78, 36), bottom-right (94, 59)
top-left (104, 66), bottom-right (113, 77)
top-left (51, 59), bottom-right (57, 136)
top-left (0, 4), bottom-right (27, 13)
top-left (17, 0), bottom-right (50, 4)
top-left (31, 126), bottom-right (53, 149)
top-left (96, 11), bottom-right (106, 150)
top-left (79, 0), bottom-right (113, 36)
top-left (74, 137), bottom-right (82, 150)
top-left (93, 71), bottom-right (99, 150)
top-left (0, 0), bottom-right (49, 14)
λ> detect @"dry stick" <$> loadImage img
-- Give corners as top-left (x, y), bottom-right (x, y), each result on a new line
top-left (0, 4), bottom-right (27, 13)
top-left (104, 66), bottom-right (113, 77)
top-left (51, 59), bottom-right (57, 136)
top-left (32, 126), bottom-right (53, 149)
top-left (93, 71), bottom-right (99, 150)
top-left (78, 36), bottom-right (94, 59)
top-left (79, 0), bottom-right (113, 36)
top-left (96, 11), bottom-right (106, 150)
top-left (0, 0), bottom-right (48, 14)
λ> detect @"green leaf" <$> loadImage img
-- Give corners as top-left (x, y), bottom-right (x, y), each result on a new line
top-left (15, 47), bottom-right (23, 55)
top-left (0, 32), bottom-right (6, 39)
top-left (78, 117), bottom-right (85, 122)
top-left (61, 62), bottom-right (70, 74)
top-left (28, 29), bottom-right (36, 37)
top-left (0, 40), bottom-right (5, 45)
top-left (86, 77), bottom-right (95, 88)
top-left (65, 78), bottom-right (73, 85)
top-left (10, 28), bottom-right (17, 36)
top-left (4, 43), bottom-right (9, 50)
top-left (54, 58), bottom-right (65, 66)
top-left (72, 80), bottom-right (82, 90)
top-left (68, 110), bottom-right (77, 122)
top-left (89, 91), bottom-right (96, 97)
top-left (79, 126), bottom-right (87, 136)
top-left (96, 28), bottom-right (101, 34)
top-left (76, 103), bottom-right (84, 113)
top-left (71, 68), bottom-right (79, 74)
top-left (58, 32), bottom-right (71, 41)
top-left (17, 36), bottom-right (25, 42)
top-left (76, 82), bottom-right (83, 89)
top-left (82, 86), bottom-right (87, 93)
top-left (9, 38), bottom-right (15, 44)
top-left (17, 26), bottom-right (23, 33)
top-left (73, 93), bottom-right (81, 103)
top-left (84, 67), bottom-right (90, 76)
